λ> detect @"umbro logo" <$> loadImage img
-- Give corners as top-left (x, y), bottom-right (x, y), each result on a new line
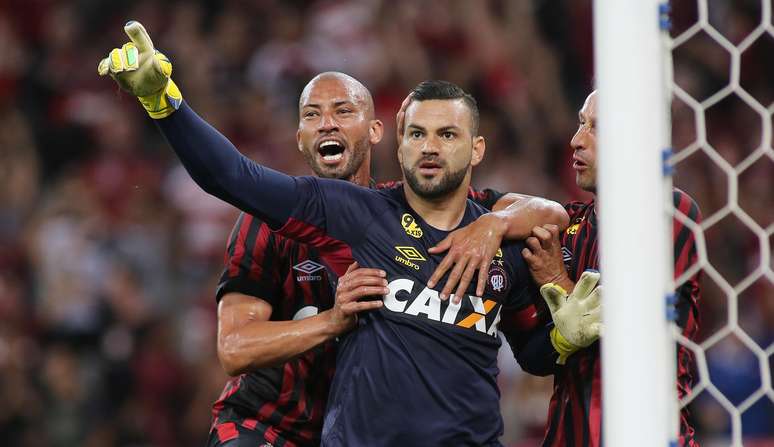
top-left (293, 260), bottom-right (324, 281)
top-left (395, 246), bottom-right (426, 261)
top-left (293, 260), bottom-right (324, 274)
top-left (394, 246), bottom-right (425, 270)
top-left (561, 247), bottom-right (573, 264)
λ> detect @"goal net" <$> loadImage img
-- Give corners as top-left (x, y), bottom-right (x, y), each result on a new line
top-left (669, 1), bottom-right (774, 446)
top-left (597, 1), bottom-right (773, 446)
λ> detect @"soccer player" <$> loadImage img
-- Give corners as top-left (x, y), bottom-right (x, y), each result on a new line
top-left (98, 22), bottom-right (604, 446)
top-left (423, 89), bottom-right (702, 446)
top-left (209, 71), bottom-right (563, 447)
top-left (520, 90), bottom-right (702, 447)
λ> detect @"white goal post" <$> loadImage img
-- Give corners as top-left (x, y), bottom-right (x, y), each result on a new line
top-left (594, 1), bottom-right (677, 446)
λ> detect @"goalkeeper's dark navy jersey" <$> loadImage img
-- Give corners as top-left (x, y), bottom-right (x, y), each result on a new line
top-left (543, 189), bottom-right (702, 447)
top-left (209, 187), bottom-right (504, 447)
top-left (277, 181), bottom-right (548, 447)
top-left (157, 103), bottom-right (557, 447)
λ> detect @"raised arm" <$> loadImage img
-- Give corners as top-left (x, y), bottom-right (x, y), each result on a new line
top-left (157, 102), bottom-right (298, 228)
top-left (98, 21), bottom-right (298, 228)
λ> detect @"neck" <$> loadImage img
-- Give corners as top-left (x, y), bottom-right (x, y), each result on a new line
top-left (346, 152), bottom-right (372, 187)
top-left (403, 175), bottom-right (470, 231)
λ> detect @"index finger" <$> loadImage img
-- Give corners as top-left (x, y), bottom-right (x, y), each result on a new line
top-left (532, 226), bottom-right (552, 241)
top-left (124, 21), bottom-right (155, 53)
top-left (344, 267), bottom-right (387, 278)
top-left (543, 223), bottom-right (560, 239)
top-left (344, 261), bottom-right (359, 275)
top-left (475, 246), bottom-right (498, 296)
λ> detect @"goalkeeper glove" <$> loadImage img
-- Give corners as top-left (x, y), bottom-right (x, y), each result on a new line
top-left (97, 21), bottom-right (182, 119)
top-left (541, 270), bottom-right (603, 364)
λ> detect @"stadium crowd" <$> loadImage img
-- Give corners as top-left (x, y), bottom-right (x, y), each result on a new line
top-left (0, 0), bottom-right (771, 445)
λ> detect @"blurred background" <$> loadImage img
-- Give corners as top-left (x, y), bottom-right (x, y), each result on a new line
top-left (0, 0), bottom-right (771, 445)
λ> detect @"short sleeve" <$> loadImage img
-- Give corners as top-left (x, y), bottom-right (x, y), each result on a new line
top-left (215, 212), bottom-right (283, 304)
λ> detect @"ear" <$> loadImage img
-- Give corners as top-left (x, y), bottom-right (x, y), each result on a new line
top-left (369, 119), bottom-right (384, 145)
top-left (296, 129), bottom-right (303, 153)
top-left (470, 136), bottom-right (486, 167)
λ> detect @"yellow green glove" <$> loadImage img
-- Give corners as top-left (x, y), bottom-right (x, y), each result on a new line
top-left (541, 270), bottom-right (603, 364)
top-left (97, 21), bottom-right (182, 119)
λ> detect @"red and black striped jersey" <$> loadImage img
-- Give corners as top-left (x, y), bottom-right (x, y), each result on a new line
top-left (210, 185), bottom-right (505, 447)
top-left (542, 188), bottom-right (702, 447)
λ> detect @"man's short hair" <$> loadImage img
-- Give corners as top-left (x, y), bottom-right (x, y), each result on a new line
top-left (410, 80), bottom-right (480, 135)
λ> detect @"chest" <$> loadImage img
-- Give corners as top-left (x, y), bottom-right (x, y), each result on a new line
top-left (352, 211), bottom-right (528, 336)
top-left (274, 241), bottom-right (336, 320)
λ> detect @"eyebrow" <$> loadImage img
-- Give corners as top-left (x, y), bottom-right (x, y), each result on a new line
top-left (303, 100), bottom-right (357, 109)
top-left (406, 124), bottom-right (462, 132)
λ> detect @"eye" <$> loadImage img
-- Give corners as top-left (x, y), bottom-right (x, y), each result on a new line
top-left (441, 131), bottom-right (455, 140)
top-left (410, 130), bottom-right (423, 139)
top-left (337, 108), bottom-right (353, 115)
top-left (304, 111), bottom-right (319, 119)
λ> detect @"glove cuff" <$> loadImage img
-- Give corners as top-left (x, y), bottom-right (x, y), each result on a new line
top-left (550, 326), bottom-right (578, 365)
top-left (138, 78), bottom-right (182, 119)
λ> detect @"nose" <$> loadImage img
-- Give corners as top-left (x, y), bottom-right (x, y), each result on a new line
top-left (318, 111), bottom-right (339, 133)
top-left (421, 135), bottom-right (440, 156)
top-left (570, 125), bottom-right (587, 152)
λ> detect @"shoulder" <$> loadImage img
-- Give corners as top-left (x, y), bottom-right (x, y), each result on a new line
top-left (466, 187), bottom-right (503, 210)
top-left (671, 188), bottom-right (702, 222)
top-left (564, 200), bottom-right (590, 214)
top-left (375, 180), bottom-right (403, 190)
top-left (465, 197), bottom-right (491, 219)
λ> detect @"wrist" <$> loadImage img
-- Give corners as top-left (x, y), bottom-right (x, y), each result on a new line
top-left (139, 78), bottom-right (182, 119)
top-left (319, 309), bottom-right (354, 337)
top-left (550, 326), bottom-right (577, 365)
top-left (485, 211), bottom-right (509, 238)
top-left (552, 272), bottom-right (574, 293)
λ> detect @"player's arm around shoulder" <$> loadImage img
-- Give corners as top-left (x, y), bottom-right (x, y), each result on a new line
top-left (217, 264), bottom-right (387, 376)
top-left (490, 193), bottom-right (570, 239)
top-left (425, 189), bottom-right (569, 301)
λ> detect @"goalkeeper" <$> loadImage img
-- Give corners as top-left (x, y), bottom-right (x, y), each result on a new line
top-left (98, 22), bottom-right (605, 446)
top-left (432, 91), bottom-right (703, 447)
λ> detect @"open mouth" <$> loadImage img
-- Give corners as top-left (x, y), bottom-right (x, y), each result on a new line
top-left (318, 140), bottom-right (346, 163)
top-left (573, 158), bottom-right (588, 170)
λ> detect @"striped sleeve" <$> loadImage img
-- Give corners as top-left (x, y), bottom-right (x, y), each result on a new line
top-left (215, 212), bottom-right (282, 303)
top-left (671, 188), bottom-right (702, 335)
top-left (467, 187), bottom-right (504, 211)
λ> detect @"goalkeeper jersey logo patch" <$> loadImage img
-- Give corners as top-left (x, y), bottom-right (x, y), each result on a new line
top-left (487, 265), bottom-right (508, 294)
top-left (401, 213), bottom-right (423, 238)
top-left (383, 277), bottom-right (503, 337)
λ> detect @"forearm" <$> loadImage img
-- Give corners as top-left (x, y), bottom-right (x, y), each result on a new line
top-left (157, 102), bottom-right (297, 228)
top-left (218, 310), bottom-right (346, 375)
top-left (507, 325), bottom-right (559, 376)
top-left (493, 196), bottom-right (570, 240)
